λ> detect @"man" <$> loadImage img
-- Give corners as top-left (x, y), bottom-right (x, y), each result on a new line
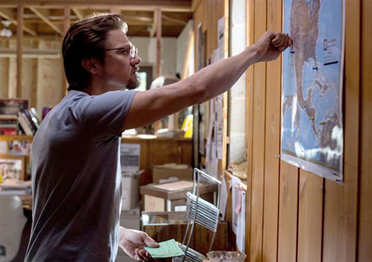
top-left (25, 13), bottom-right (291, 262)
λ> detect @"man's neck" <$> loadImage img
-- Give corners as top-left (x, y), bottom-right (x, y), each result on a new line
top-left (85, 78), bottom-right (127, 95)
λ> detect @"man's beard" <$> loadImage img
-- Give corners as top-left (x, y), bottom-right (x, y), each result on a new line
top-left (126, 76), bottom-right (140, 90)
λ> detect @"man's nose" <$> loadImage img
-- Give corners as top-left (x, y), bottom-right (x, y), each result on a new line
top-left (130, 55), bottom-right (141, 65)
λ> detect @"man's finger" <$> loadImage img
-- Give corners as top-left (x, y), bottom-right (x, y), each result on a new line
top-left (278, 36), bottom-right (289, 51)
top-left (137, 249), bottom-right (149, 261)
top-left (274, 34), bottom-right (286, 48)
top-left (271, 33), bottom-right (281, 45)
top-left (142, 233), bottom-right (160, 248)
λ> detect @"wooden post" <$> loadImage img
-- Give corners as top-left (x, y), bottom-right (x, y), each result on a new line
top-left (61, 6), bottom-right (70, 96)
top-left (156, 9), bottom-right (162, 78)
top-left (16, 4), bottom-right (23, 98)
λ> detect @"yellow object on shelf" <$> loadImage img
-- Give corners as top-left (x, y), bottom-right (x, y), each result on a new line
top-left (181, 114), bottom-right (193, 138)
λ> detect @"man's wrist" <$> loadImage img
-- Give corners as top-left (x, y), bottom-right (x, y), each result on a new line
top-left (119, 226), bottom-right (127, 240)
top-left (245, 44), bottom-right (260, 65)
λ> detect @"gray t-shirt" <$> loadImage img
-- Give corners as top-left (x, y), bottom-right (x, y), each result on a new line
top-left (25, 90), bottom-right (137, 262)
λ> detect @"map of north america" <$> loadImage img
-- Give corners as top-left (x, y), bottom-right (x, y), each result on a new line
top-left (282, 0), bottom-right (343, 180)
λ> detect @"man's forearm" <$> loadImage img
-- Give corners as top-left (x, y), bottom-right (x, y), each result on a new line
top-left (181, 44), bottom-right (258, 105)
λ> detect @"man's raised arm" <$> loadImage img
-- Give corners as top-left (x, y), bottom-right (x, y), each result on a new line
top-left (123, 31), bottom-right (292, 130)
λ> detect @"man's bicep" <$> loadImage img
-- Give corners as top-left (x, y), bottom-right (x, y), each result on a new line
top-left (123, 86), bottom-right (193, 130)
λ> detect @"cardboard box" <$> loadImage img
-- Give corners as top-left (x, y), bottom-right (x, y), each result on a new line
top-left (140, 180), bottom-right (217, 212)
top-left (152, 163), bottom-right (193, 184)
top-left (121, 171), bottom-right (142, 211)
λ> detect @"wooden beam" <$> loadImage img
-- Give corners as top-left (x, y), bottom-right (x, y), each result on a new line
top-left (63, 6), bottom-right (70, 33)
top-left (16, 4), bottom-right (23, 98)
top-left (155, 8), bottom-right (161, 78)
top-left (61, 5), bottom-right (70, 96)
top-left (72, 7), bottom-right (83, 20)
top-left (30, 41), bottom-right (38, 108)
top-left (149, 10), bottom-right (157, 37)
top-left (109, 7), bottom-right (118, 13)
top-left (0, 8), bottom-right (37, 36)
top-left (1, 41), bottom-right (10, 97)
top-left (29, 7), bottom-right (64, 36)
top-left (0, 1), bottom-right (192, 12)
top-left (181, 29), bottom-right (194, 79)
top-left (161, 14), bottom-right (187, 25)
top-left (191, 0), bottom-right (202, 11)
top-left (0, 48), bottom-right (60, 58)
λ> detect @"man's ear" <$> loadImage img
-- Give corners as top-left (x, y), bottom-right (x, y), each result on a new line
top-left (81, 58), bottom-right (101, 75)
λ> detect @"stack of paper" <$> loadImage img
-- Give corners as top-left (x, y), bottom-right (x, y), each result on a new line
top-left (145, 239), bottom-right (185, 259)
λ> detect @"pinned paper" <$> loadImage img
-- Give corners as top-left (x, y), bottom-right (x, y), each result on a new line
top-left (219, 175), bottom-right (228, 220)
top-left (234, 188), bottom-right (242, 214)
top-left (230, 176), bottom-right (241, 234)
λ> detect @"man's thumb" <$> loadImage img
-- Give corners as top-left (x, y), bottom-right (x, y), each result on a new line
top-left (143, 234), bottom-right (160, 248)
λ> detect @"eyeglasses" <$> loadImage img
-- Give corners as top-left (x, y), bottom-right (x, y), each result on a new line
top-left (105, 45), bottom-right (138, 58)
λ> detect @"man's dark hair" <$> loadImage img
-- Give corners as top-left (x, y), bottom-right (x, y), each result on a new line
top-left (62, 13), bottom-right (128, 91)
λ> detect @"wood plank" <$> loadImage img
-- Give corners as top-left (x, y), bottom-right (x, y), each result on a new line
top-left (323, 0), bottom-right (360, 261)
top-left (181, 29), bottom-right (193, 79)
top-left (191, 0), bottom-right (202, 11)
top-left (162, 14), bottom-right (187, 25)
top-left (245, 0), bottom-right (254, 257)
top-left (16, 4), bottom-right (23, 98)
top-left (358, 0), bottom-right (372, 260)
top-left (204, 0), bottom-right (211, 59)
top-left (0, 57), bottom-right (9, 98)
top-left (0, 0), bottom-right (192, 12)
top-left (61, 6), bottom-right (70, 97)
top-left (71, 7), bottom-right (83, 20)
top-left (149, 10), bottom-right (158, 37)
top-left (31, 57), bottom-right (38, 108)
top-left (277, 161), bottom-right (299, 262)
top-left (29, 40), bottom-right (38, 109)
top-left (0, 8), bottom-right (37, 36)
top-left (297, 171), bottom-right (323, 262)
top-left (250, 0), bottom-right (266, 261)
top-left (262, 0), bottom-right (282, 261)
top-left (155, 8), bottom-right (162, 77)
top-left (29, 7), bottom-right (64, 36)
top-left (63, 6), bottom-right (70, 33)
top-left (179, 140), bottom-right (192, 164)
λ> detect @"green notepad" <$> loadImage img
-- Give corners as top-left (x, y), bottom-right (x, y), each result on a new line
top-left (144, 239), bottom-right (185, 258)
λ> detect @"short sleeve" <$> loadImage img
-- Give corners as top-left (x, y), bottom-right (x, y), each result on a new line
top-left (75, 90), bottom-right (137, 136)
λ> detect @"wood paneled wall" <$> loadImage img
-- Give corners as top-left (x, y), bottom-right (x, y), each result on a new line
top-left (245, 0), bottom-right (371, 261)
top-left (193, 0), bottom-right (371, 261)
top-left (193, 0), bottom-right (225, 61)
top-left (193, 0), bottom-right (229, 174)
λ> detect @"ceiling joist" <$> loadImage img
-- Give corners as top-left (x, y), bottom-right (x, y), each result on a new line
top-left (0, 1), bottom-right (192, 38)
top-left (162, 14), bottom-right (187, 25)
top-left (29, 7), bottom-right (64, 36)
top-left (0, 1), bottom-right (191, 12)
top-left (71, 7), bottom-right (83, 20)
top-left (0, 8), bottom-right (37, 36)
top-left (149, 10), bottom-right (157, 37)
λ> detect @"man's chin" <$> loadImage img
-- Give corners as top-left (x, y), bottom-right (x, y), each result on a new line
top-left (126, 79), bottom-right (141, 90)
